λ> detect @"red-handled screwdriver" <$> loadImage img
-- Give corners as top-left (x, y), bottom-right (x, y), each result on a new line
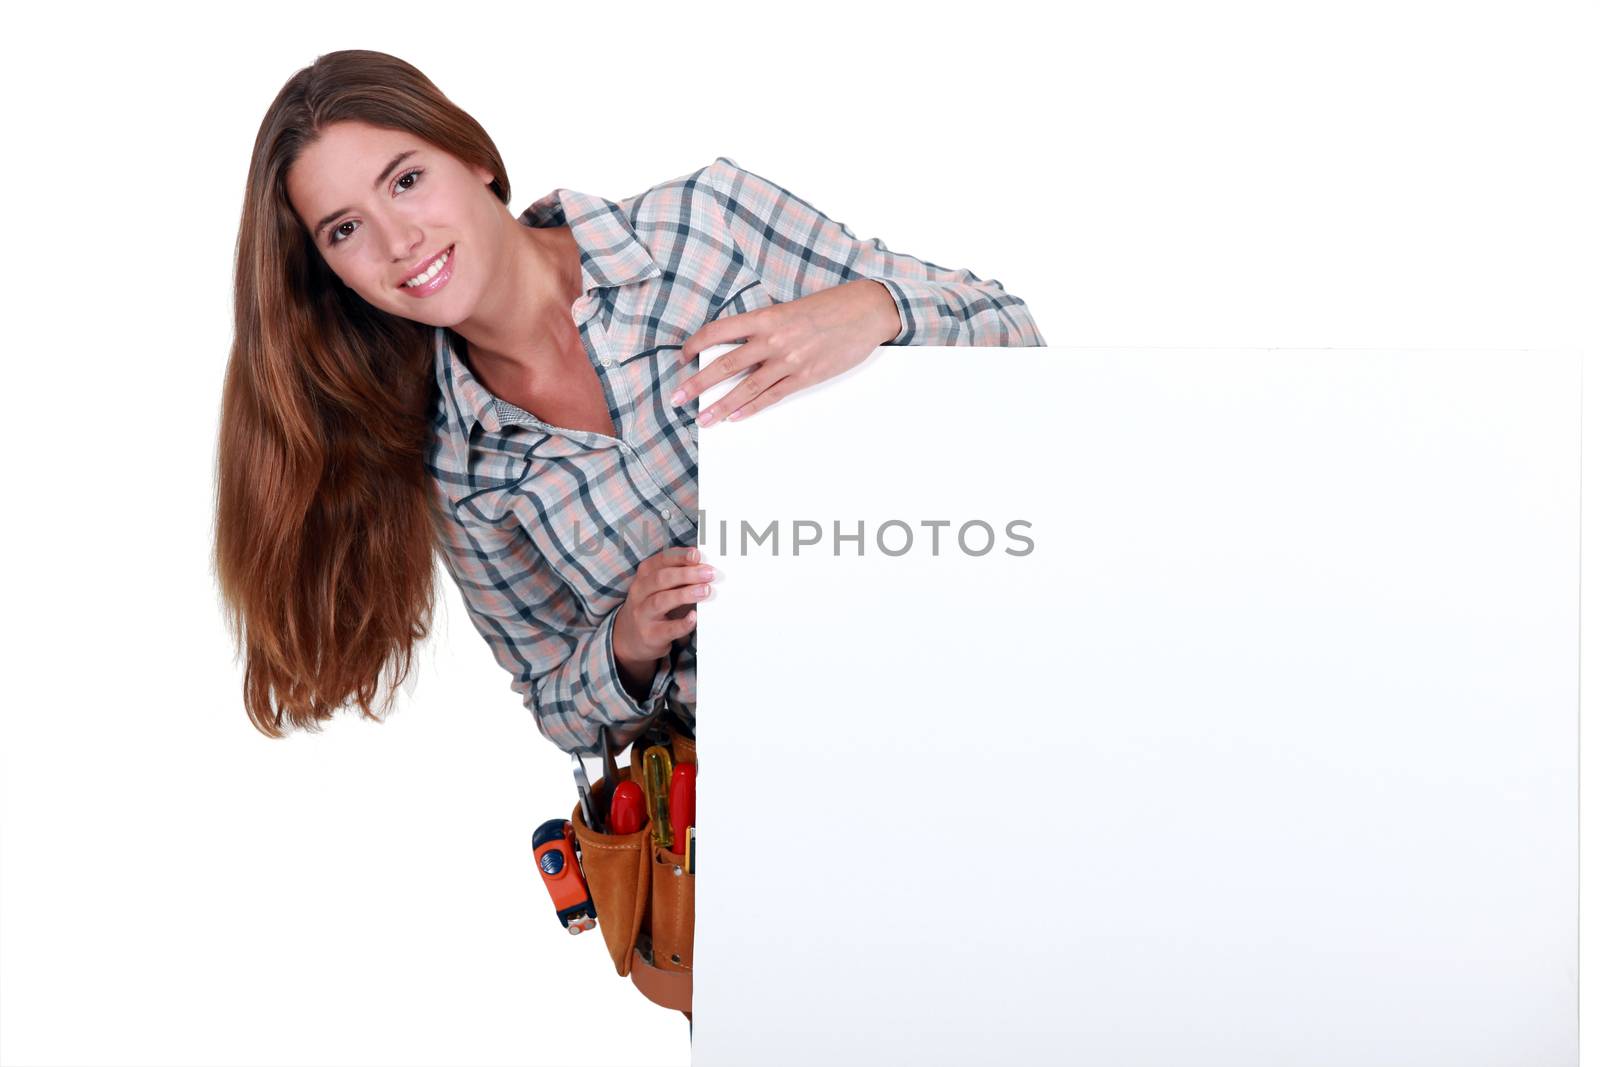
top-left (668, 763), bottom-right (696, 854)
top-left (609, 780), bottom-right (646, 835)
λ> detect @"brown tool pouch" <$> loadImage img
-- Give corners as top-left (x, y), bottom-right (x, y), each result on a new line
top-left (568, 719), bottom-right (696, 1015)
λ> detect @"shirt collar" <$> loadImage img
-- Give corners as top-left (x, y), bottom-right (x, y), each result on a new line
top-left (433, 186), bottom-right (662, 473)
top-left (524, 186), bottom-right (662, 296)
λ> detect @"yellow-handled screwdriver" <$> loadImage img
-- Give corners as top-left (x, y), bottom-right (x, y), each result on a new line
top-left (640, 745), bottom-right (676, 850)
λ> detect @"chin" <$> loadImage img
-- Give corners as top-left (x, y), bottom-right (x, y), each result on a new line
top-left (383, 291), bottom-right (456, 326)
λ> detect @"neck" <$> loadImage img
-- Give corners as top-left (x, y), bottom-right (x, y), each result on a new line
top-left (451, 218), bottom-right (583, 376)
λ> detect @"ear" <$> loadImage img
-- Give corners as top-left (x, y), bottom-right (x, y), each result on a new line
top-left (472, 163), bottom-right (495, 187)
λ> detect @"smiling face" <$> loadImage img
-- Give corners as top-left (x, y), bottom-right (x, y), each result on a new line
top-left (285, 120), bottom-right (506, 326)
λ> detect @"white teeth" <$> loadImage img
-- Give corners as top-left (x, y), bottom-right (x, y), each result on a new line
top-left (403, 247), bottom-right (451, 287)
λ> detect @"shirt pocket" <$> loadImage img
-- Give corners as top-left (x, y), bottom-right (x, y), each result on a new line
top-left (455, 452), bottom-right (665, 613)
top-left (644, 271), bottom-right (778, 345)
top-left (652, 273), bottom-right (779, 431)
top-left (706, 276), bottom-right (776, 324)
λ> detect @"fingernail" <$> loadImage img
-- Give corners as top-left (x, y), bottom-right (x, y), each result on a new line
top-left (688, 548), bottom-right (700, 562)
top-left (699, 411), bottom-right (718, 427)
top-left (671, 390), bottom-right (686, 405)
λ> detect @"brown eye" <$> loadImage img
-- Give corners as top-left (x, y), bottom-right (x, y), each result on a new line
top-left (326, 170), bottom-right (422, 247)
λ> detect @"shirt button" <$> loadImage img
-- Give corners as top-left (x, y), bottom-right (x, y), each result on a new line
top-left (660, 507), bottom-right (673, 520)
top-left (600, 357), bottom-right (614, 368)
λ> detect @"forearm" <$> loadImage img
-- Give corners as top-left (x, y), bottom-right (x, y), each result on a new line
top-left (521, 606), bottom-right (672, 754)
top-left (706, 158), bottom-right (1044, 346)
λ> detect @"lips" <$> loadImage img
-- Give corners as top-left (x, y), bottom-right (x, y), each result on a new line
top-left (398, 244), bottom-right (454, 288)
top-left (396, 244), bottom-right (456, 298)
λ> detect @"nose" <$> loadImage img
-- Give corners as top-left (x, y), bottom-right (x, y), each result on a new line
top-left (388, 224), bottom-right (426, 265)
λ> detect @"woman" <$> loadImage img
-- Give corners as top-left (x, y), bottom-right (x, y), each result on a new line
top-left (214, 49), bottom-right (1046, 757)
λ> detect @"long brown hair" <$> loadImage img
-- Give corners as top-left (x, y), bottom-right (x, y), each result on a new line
top-left (214, 50), bottom-right (512, 737)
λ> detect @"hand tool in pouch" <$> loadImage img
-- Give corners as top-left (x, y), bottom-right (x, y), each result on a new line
top-left (531, 819), bottom-right (597, 934)
top-left (640, 745), bottom-right (676, 850)
top-left (668, 763), bottom-right (696, 854)
top-left (594, 725), bottom-right (619, 829)
top-left (610, 780), bottom-right (647, 835)
top-left (571, 753), bottom-right (600, 831)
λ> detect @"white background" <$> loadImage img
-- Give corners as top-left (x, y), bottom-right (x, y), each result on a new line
top-left (1, 1), bottom-right (1594, 1065)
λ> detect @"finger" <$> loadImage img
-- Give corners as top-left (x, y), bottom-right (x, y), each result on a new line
top-left (681, 309), bottom-right (768, 367)
top-left (700, 361), bottom-right (791, 426)
top-left (645, 581), bottom-right (710, 620)
top-left (672, 339), bottom-right (767, 408)
top-left (725, 374), bottom-right (802, 423)
top-left (656, 563), bottom-right (716, 592)
top-left (658, 606), bottom-right (699, 631)
top-left (643, 562), bottom-right (713, 599)
top-left (643, 603), bottom-right (694, 644)
top-left (649, 545), bottom-right (701, 572)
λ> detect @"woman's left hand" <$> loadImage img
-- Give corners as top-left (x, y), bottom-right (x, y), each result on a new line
top-left (671, 279), bottom-right (901, 426)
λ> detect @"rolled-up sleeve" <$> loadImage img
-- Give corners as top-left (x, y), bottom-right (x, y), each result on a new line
top-left (703, 155), bottom-right (1047, 347)
top-left (429, 489), bottom-right (671, 755)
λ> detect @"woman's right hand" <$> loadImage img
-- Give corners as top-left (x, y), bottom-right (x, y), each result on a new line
top-left (613, 546), bottom-right (715, 674)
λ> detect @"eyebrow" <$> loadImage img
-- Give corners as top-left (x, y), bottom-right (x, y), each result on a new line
top-left (313, 149), bottom-right (418, 239)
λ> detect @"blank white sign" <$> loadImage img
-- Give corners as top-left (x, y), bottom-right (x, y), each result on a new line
top-left (692, 347), bottom-right (1578, 1066)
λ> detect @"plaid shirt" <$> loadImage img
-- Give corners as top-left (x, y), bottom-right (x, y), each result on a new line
top-left (426, 156), bottom-right (1047, 755)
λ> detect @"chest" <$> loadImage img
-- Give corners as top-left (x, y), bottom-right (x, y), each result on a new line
top-left (480, 335), bottom-right (617, 440)
top-left (518, 367), bottom-right (617, 439)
